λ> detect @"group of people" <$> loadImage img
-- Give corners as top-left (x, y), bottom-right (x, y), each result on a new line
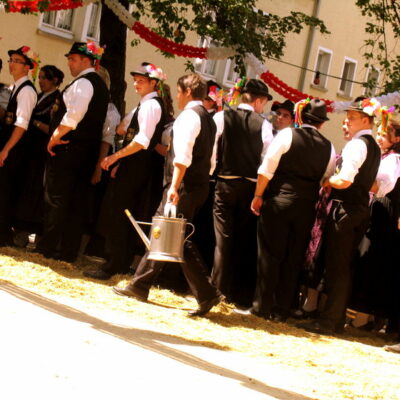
top-left (0, 42), bottom-right (399, 350)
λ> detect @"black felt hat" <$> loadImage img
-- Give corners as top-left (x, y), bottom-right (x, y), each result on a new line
top-left (8, 46), bottom-right (34, 69)
top-left (302, 98), bottom-right (329, 122)
top-left (271, 100), bottom-right (295, 117)
top-left (242, 79), bottom-right (272, 100)
top-left (65, 42), bottom-right (97, 60)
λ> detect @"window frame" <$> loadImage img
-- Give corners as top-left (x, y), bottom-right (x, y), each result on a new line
top-left (337, 56), bottom-right (358, 98)
top-left (311, 46), bottom-right (333, 90)
top-left (364, 66), bottom-right (380, 97)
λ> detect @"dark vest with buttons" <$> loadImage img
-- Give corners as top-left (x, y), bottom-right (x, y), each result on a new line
top-left (49, 72), bottom-right (108, 148)
top-left (267, 127), bottom-right (332, 201)
top-left (331, 134), bottom-right (380, 207)
top-left (1, 79), bottom-right (36, 148)
top-left (216, 108), bottom-right (264, 179)
top-left (123, 96), bottom-right (166, 151)
top-left (165, 105), bottom-right (216, 188)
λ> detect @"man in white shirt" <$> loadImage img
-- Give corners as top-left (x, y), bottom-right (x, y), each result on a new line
top-left (0, 46), bottom-right (37, 246)
top-left (35, 42), bottom-right (108, 261)
top-left (84, 62), bottom-right (167, 279)
top-left (299, 97), bottom-right (381, 335)
top-left (250, 99), bottom-right (336, 322)
top-left (270, 100), bottom-right (294, 134)
top-left (211, 79), bottom-right (274, 307)
top-left (113, 73), bottom-right (223, 317)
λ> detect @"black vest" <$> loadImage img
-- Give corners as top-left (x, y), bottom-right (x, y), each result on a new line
top-left (217, 108), bottom-right (264, 179)
top-left (1, 79), bottom-right (36, 148)
top-left (123, 96), bottom-right (166, 151)
top-left (49, 72), bottom-right (108, 147)
top-left (267, 127), bottom-right (332, 201)
top-left (331, 134), bottom-right (380, 207)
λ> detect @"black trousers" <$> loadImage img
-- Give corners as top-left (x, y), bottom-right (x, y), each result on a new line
top-left (319, 200), bottom-right (370, 329)
top-left (37, 144), bottom-right (97, 260)
top-left (127, 182), bottom-right (219, 304)
top-left (0, 145), bottom-right (25, 244)
top-left (212, 178), bottom-right (257, 307)
top-left (102, 152), bottom-right (163, 275)
top-left (252, 195), bottom-right (316, 318)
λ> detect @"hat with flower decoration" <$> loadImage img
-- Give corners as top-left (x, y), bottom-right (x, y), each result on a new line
top-left (8, 46), bottom-right (35, 69)
top-left (345, 96), bottom-right (381, 117)
top-left (130, 62), bottom-right (167, 81)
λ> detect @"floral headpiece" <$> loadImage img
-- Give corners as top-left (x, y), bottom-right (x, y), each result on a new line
top-left (208, 85), bottom-right (225, 110)
top-left (143, 63), bottom-right (167, 81)
top-left (224, 77), bottom-right (246, 106)
top-left (29, 52), bottom-right (41, 84)
top-left (359, 98), bottom-right (381, 116)
top-left (294, 97), bottom-right (311, 128)
top-left (379, 105), bottom-right (396, 133)
top-left (78, 41), bottom-right (105, 70)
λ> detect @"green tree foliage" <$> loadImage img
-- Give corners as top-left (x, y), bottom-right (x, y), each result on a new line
top-left (356, 0), bottom-right (400, 93)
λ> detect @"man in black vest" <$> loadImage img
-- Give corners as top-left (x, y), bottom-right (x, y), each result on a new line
top-left (250, 99), bottom-right (336, 321)
top-left (35, 42), bottom-right (108, 261)
top-left (84, 62), bottom-right (167, 280)
top-left (113, 73), bottom-right (223, 317)
top-left (271, 99), bottom-right (294, 135)
top-left (299, 97), bottom-right (381, 335)
top-left (211, 79), bottom-right (273, 307)
top-left (0, 46), bottom-right (37, 246)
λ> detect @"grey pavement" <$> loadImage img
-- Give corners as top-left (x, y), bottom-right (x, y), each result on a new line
top-left (0, 281), bottom-right (313, 400)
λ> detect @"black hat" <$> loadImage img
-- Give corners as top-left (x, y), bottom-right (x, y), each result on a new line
top-left (302, 98), bottom-right (329, 122)
top-left (8, 46), bottom-right (34, 69)
top-left (271, 100), bottom-right (295, 117)
top-left (130, 62), bottom-right (166, 81)
top-left (242, 79), bottom-right (272, 100)
top-left (64, 42), bottom-right (100, 60)
top-left (206, 80), bottom-right (222, 100)
top-left (344, 96), bottom-right (380, 117)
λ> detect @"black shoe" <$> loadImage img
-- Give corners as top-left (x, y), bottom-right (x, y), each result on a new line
top-left (297, 320), bottom-right (339, 335)
top-left (233, 307), bottom-right (270, 319)
top-left (83, 270), bottom-right (113, 280)
top-left (112, 286), bottom-right (148, 302)
top-left (188, 295), bottom-right (223, 317)
top-left (270, 313), bottom-right (288, 323)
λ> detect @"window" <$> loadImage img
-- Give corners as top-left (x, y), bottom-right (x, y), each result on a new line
top-left (194, 38), bottom-right (219, 78)
top-left (339, 57), bottom-right (357, 97)
top-left (364, 66), bottom-right (380, 97)
top-left (223, 59), bottom-right (242, 85)
top-left (85, 2), bottom-right (101, 40)
top-left (312, 47), bottom-right (332, 89)
top-left (41, 9), bottom-right (75, 39)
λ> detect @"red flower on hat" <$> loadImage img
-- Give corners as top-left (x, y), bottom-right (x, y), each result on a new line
top-left (21, 46), bottom-right (30, 54)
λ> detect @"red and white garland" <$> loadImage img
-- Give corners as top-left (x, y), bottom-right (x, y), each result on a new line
top-left (4, 0), bottom-right (89, 13)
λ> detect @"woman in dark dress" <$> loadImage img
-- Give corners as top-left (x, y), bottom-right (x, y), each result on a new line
top-left (14, 65), bottom-right (64, 243)
top-left (350, 119), bottom-right (400, 330)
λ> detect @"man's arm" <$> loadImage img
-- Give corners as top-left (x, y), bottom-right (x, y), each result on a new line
top-left (47, 125), bottom-right (72, 156)
top-left (0, 126), bottom-right (25, 166)
top-left (167, 163), bottom-right (187, 205)
top-left (101, 140), bottom-right (144, 170)
top-left (250, 174), bottom-right (270, 216)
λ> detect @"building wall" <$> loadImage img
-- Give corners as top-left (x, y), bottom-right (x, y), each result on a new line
top-left (1, 1), bottom-right (397, 150)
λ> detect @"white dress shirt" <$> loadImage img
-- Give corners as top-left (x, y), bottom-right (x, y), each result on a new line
top-left (258, 124), bottom-right (336, 182)
top-left (173, 100), bottom-right (203, 167)
top-left (336, 129), bottom-right (371, 183)
top-left (102, 103), bottom-right (120, 146)
top-left (61, 67), bottom-right (95, 129)
top-left (11, 76), bottom-right (37, 130)
top-left (376, 153), bottom-right (400, 197)
top-left (120, 91), bottom-right (162, 149)
top-left (212, 103), bottom-right (274, 180)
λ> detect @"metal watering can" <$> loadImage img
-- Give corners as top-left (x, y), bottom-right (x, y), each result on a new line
top-left (124, 204), bottom-right (195, 263)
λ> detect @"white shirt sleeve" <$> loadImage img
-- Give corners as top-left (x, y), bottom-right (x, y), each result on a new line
top-left (337, 138), bottom-right (368, 183)
top-left (173, 109), bottom-right (201, 167)
top-left (261, 119), bottom-right (274, 159)
top-left (257, 127), bottom-right (292, 179)
top-left (102, 103), bottom-right (120, 145)
top-left (322, 144), bottom-right (337, 181)
top-left (209, 111), bottom-right (224, 175)
top-left (14, 85), bottom-right (37, 130)
top-left (61, 77), bottom-right (94, 129)
top-left (376, 154), bottom-right (400, 197)
top-left (134, 98), bottom-right (162, 149)
top-left (120, 109), bottom-right (135, 133)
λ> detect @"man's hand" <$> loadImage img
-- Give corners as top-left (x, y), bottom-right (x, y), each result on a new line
top-left (91, 164), bottom-right (102, 185)
top-left (47, 135), bottom-right (69, 156)
top-left (167, 187), bottom-right (179, 205)
top-left (101, 153), bottom-right (119, 171)
top-left (0, 149), bottom-right (9, 167)
top-left (250, 196), bottom-right (263, 216)
top-left (110, 164), bottom-right (119, 178)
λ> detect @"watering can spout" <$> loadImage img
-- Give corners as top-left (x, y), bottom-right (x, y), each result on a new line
top-left (124, 209), bottom-right (151, 250)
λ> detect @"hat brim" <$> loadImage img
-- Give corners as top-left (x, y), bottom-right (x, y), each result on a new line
top-left (271, 103), bottom-right (294, 115)
top-left (130, 71), bottom-right (159, 80)
top-left (8, 50), bottom-right (34, 69)
top-left (64, 51), bottom-right (96, 60)
top-left (303, 111), bottom-right (329, 122)
top-left (242, 90), bottom-right (272, 100)
top-left (344, 105), bottom-right (369, 114)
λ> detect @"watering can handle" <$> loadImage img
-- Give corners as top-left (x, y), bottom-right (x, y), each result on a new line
top-left (164, 202), bottom-right (177, 218)
top-left (185, 223), bottom-right (195, 242)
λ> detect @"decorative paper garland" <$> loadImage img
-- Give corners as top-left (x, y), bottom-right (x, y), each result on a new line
top-left (4, 0), bottom-right (90, 13)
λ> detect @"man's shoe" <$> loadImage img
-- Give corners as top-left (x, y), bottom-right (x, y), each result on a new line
top-left (297, 320), bottom-right (338, 336)
top-left (112, 286), bottom-right (148, 302)
top-left (83, 270), bottom-right (113, 280)
top-left (188, 295), bottom-right (223, 317)
top-left (233, 307), bottom-right (270, 320)
top-left (270, 313), bottom-right (288, 323)
top-left (384, 343), bottom-right (400, 354)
